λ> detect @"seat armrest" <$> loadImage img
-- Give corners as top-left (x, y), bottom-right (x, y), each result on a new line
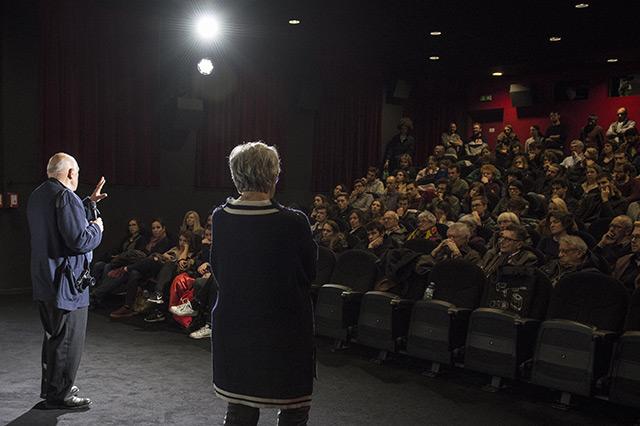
top-left (390, 298), bottom-right (415, 307)
top-left (593, 330), bottom-right (619, 343)
top-left (341, 290), bottom-right (364, 301)
top-left (448, 307), bottom-right (472, 319)
top-left (322, 284), bottom-right (352, 292)
top-left (515, 318), bottom-right (540, 328)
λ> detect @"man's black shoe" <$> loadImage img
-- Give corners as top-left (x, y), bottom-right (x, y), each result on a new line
top-left (45, 395), bottom-right (92, 410)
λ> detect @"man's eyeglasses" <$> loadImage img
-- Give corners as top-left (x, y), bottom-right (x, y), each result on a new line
top-left (498, 236), bottom-right (521, 243)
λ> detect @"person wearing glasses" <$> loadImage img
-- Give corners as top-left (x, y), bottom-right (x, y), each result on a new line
top-left (541, 235), bottom-right (603, 287)
top-left (594, 215), bottom-right (633, 268)
top-left (479, 224), bottom-right (538, 282)
top-left (613, 221), bottom-right (640, 292)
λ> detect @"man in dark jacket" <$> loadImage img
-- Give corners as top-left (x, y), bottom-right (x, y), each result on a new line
top-left (27, 152), bottom-right (106, 409)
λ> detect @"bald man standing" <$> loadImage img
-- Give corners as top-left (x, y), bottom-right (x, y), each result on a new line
top-left (606, 107), bottom-right (637, 145)
top-left (27, 153), bottom-right (107, 409)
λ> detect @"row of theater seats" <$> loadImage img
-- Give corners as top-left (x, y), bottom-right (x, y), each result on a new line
top-left (312, 247), bottom-right (640, 410)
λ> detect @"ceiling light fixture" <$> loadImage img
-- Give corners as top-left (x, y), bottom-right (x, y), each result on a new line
top-left (429, 31), bottom-right (442, 36)
top-left (549, 36), bottom-right (562, 42)
top-left (288, 19), bottom-right (301, 25)
top-left (607, 58), bottom-right (619, 63)
top-left (429, 56), bottom-right (440, 61)
top-left (197, 58), bottom-right (214, 76)
top-left (492, 72), bottom-right (503, 77)
top-left (574, 3), bottom-right (589, 8)
top-left (195, 15), bottom-right (221, 40)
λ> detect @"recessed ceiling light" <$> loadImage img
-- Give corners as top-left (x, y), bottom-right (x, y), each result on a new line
top-left (288, 19), bottom-right (301, 25)
top-left (549, 36), bottom-right (562, 42)
top-left (492, 72), bottom-right (503, 77)
top-left (607, 58), bottom-right (619, 63)
top-left (574, 3), bottom-right (589, 8)
top-left (429, 56), bottom-right (440, 61)
top-left (430, 31), bottom-right (442, 36)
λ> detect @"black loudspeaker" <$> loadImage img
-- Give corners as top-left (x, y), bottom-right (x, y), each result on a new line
top-left (510, 84), bottom-right (533, 108)
top-left (392, 80), bottom-right (412, 99)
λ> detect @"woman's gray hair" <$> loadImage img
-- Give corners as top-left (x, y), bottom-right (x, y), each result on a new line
top-left (228, 141), bottom-right (281, 194)
top-left (558, 235), bottom-right (588, 254)
top-left (418, 210), bottom-right (436, 224)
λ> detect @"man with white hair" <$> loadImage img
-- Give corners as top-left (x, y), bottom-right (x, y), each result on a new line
top-left (27, 152), bottom-right (107, 409)
top-left (541, 235), bottom-right (602, 287)
top-left (420, 222), bottom-right (481, 266)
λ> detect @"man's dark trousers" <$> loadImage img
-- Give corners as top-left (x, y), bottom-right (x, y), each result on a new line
top-left (38, 301), bottom-right (87, 403)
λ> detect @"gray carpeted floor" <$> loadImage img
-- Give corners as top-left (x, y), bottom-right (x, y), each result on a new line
top-left (0, 294), bottom-right (636, 425)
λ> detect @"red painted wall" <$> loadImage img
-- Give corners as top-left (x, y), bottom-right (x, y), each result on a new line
top-left (466, 71), bottom-right (640, 150)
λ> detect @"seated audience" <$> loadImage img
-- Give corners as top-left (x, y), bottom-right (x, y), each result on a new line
top-left (447, 164), bottom-right (469, 200)
top-left (181, 210), bottom-right (204, 238)
top-left (366, 221), bottom-right (395, 258)
top-left (109, 230), bottom-right (195, 320)
top-left (560, 140), bottom-right (585, 169)
top-left (311, 204), bottom-right (329, 241)
top-left (333, 192), bottom-right (353, 231)
top-left (612, 221), bottom-right (640, 292)
top-left (575, 172), bottom-right (628, 226)
top-left (381, 176), bottom-right (399, 211)
top-left (406, 211), bottom-right (442, 242)
top-left (320, 220), bottom-right (348, 253)
top-left (421, 222), bottom-right (481, 266)
top-left (309, 194), bottom-right (329, 223)
top-left (382, 210), bottom-right (408, 246)
top-left (541, 235), bottom-right (603, 287)
top-left (613, 163), bottom-right (640, 204)
top-left (594, 215), bottom-right (633, 268)
top-left (349, 178), bottom-right (374, 212)
top-left (364, 166), bottom-right (385, 197)
top-left (479, 224), bottom-right (538, 282)
top-left (346, 210), bottom-right (368, 249)
top-left (429, 179), bottom-right (461, 218)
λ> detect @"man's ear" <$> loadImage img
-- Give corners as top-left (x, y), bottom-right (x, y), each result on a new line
top-left (67, 168), bottom-right (74, 180)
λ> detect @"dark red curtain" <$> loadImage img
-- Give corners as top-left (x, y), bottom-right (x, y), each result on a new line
top-left (405, 79), bottom-right (469, 166)
top-left (40, 1), bottom-right (160, 185)
top-left (311, 59), bottom-right (383, 192)
top-left (194, 70), bottom-right (288, 189)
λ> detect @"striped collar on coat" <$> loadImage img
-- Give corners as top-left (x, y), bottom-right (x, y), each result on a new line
top-left (223, 197), bottom-right (280, 215)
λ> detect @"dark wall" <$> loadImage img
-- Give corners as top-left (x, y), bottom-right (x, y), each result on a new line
top-left (0, 1), bottom-right (316, 293)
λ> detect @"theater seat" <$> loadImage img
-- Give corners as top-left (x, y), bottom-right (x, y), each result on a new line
top-left (463, 266), bottom-right (552, 390)
top-left (609, 287), bottom-right (640, 409)
top-left (530, 272), bottom-right (629, 407)
top-left (310, 246), bottom-right (336, 304)
top-left (405, 259), bottom-right (486, 375)
top-left (315, 250), bottom-right (379, 346)
top-left (355, 249), bottom-right (422, 358)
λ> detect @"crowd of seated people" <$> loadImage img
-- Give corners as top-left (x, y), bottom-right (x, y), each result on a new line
top-left (308, 108), bottom-right (640, 301)
top-left (89, 108), bottom-right (639, 347)
top-left (90, 211), bottom-right (216, 339)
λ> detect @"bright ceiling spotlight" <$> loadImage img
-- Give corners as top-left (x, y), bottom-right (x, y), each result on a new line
top-left (429, 56), bottom-right (440, 61)
top-left (607, 58), bottom-right (619, 63)
top-left (549, 36), bottom-right (562, 42)
top-left (492, 71), bottom-right (503, 76)
top-left (429, 31), bottom-right (442, 36)
top-left (574, 3), bottom-right (589, 8)
top-left (197, 58), bottom-right (214, 75)
top-left (196, 15), bottom-right (221, 40)
top-left (288, 19), bottom-right (301, 25)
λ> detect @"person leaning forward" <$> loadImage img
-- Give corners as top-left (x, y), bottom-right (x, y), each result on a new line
top-left (27, 152), bottom-right (107, 409)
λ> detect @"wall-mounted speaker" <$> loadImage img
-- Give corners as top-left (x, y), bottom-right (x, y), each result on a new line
top-left (509, 84), bottom-right (533, 107)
